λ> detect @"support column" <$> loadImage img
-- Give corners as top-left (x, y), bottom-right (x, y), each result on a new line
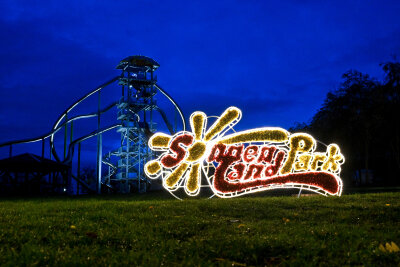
top-left (42, 138), bottom-right (45, 158)
top-left (96, 91), bottom-right (102, 194)
top-left (77, 142), bottom-right (81, 195)
top-left (70, 121), bottom-right (73, 143)
top-left (125, 131), bottom-right (129, 193)
top-left (64, 113), bottom-right (68, 159)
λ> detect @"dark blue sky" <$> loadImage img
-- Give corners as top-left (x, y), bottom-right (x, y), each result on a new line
top-left (1, 0), bottom-right (400, 158)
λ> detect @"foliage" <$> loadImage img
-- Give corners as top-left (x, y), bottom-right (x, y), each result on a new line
top-left (291, 61), bottom-right (400, 186)
top-left (0, 193), bottom-right (399, 266)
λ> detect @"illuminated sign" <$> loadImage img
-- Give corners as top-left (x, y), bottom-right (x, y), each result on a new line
top-left (145, 107), bottom-right (344, 198)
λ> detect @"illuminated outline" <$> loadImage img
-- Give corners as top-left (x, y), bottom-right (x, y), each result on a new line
top-left (145, 107), bottom-right (344, 198)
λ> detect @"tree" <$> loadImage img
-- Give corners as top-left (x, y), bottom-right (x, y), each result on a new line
top-left (380, 62), bottom-right (400, 175)
top-left (290, 61), bottom-right (400, 186)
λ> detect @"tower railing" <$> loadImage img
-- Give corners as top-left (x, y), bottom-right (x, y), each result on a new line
top-left (0, 56), bottom-right (186, 195)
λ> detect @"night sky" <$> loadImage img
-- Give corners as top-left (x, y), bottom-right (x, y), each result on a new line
top-left (1, 1), bottom-right (400, 161)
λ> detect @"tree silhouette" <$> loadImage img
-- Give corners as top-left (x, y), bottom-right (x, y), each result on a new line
top-left (291, 61), bottom-right (400, 186)
top-left (380, 62), bottom-right (400, 175)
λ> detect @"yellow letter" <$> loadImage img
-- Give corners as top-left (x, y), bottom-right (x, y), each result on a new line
top-left (281, 133), bottom-right (315, 174)
top-left (310, 153), bottom-right (327, 171)
top-left (322, 144), bottom-right (344, 173)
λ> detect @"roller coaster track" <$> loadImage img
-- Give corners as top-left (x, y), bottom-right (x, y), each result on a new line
top-left (0, 76), bottom-right (186, 193)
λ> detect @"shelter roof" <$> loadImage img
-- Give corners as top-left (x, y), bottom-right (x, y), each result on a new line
top-left (0, 153), bottom-right (70, 173)
top-left (116, 55), bottom-right (160, 70)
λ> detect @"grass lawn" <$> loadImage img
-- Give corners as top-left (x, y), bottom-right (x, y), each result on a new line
top-left (0, 192), bottom-right (399, 266)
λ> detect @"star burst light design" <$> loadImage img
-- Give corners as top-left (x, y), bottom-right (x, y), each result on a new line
top-left (145, 107), bottom-right (289, 196)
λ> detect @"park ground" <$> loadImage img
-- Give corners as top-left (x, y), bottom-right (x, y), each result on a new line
top-left (0, 191), bottom-right (399, 266)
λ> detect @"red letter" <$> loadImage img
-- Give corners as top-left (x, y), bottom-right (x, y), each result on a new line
top-left (208, 143), bottom-right (226, 162)
top-left (243, 164), bottom-right (264, 180)
top-left (257, 146), bottom-right (277, 163)
top-left (243, 145), bottom-right (259, 163)
top-left (264, 150), bottom-right (285, 177)
top-left (161, 134), bottom-right (193, 168)
top-left (227, 163), bottom-right (245, 180)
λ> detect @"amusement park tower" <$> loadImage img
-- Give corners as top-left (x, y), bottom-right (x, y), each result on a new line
top-left (113, 56), bottom-right (159, 193)
top-left (0, 55), bottom-right (183, 196)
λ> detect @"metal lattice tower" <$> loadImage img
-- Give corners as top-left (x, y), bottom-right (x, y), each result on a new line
top-left (0, 55), bottom-right (185, 196)
top-left (113, 56), bottom-right (160, 193)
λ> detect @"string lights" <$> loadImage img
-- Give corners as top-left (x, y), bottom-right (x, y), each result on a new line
top-left (145, 107), bottom-right (345, 198)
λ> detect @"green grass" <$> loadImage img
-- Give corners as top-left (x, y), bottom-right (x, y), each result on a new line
top-left (0, 192), bottom-right (399, 266)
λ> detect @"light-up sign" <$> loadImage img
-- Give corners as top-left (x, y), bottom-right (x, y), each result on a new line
top-left (145, 107), bottom-right (344, 198)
